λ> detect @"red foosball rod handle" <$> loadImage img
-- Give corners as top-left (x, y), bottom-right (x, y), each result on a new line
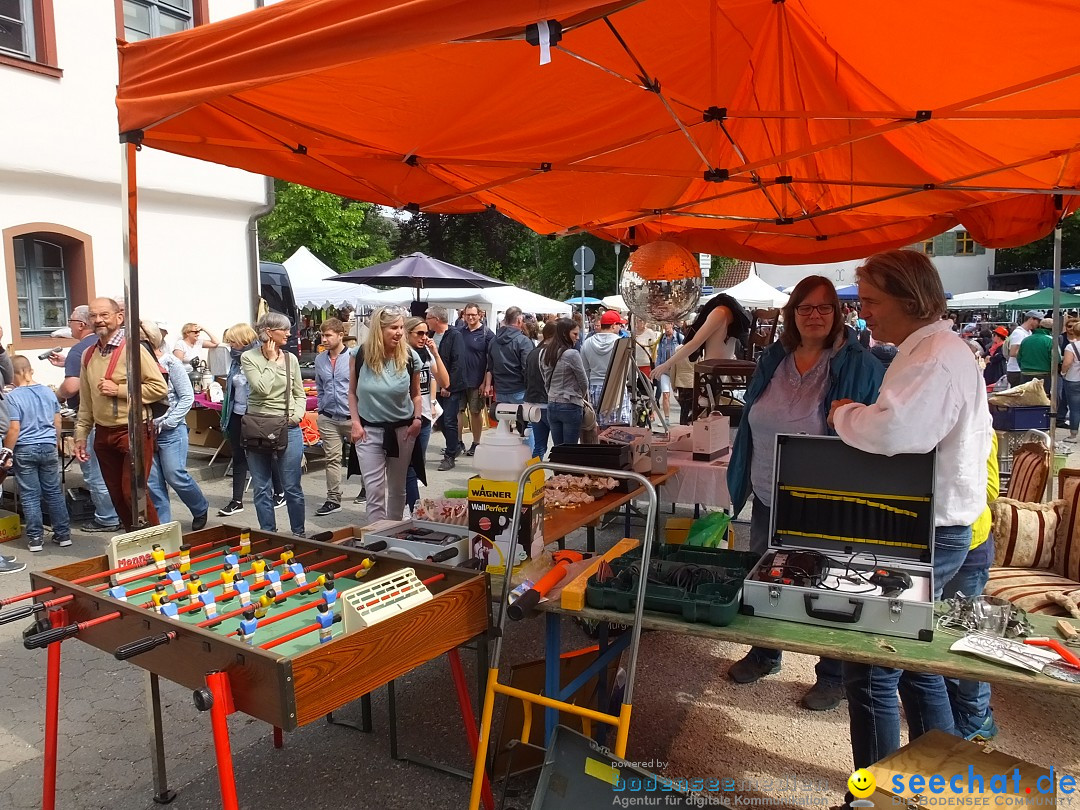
top-left (115, 630), bottom-right (178, 660)
top-left (24, 611), bottom-right (122, 650)
top-left (0, 594), bottom-right (74, 626)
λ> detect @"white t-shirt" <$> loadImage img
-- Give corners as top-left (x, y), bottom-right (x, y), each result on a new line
top-left (1066, 342), bottom-right (1080, 382)
top-left (634, 327), bottom-right (658, 366)
top-left (173, 338), bottom-right (204, 363)
top-left (1006, 326), bottom-right (1030, 373)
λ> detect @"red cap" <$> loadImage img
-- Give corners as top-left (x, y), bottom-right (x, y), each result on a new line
top-left (600, 310), bottom-right (625, 325)
top-left (994, 326), bottom-right (1009, 338)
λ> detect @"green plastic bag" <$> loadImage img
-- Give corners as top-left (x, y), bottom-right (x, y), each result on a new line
top-left (685, 511), bottom-right (732, 548)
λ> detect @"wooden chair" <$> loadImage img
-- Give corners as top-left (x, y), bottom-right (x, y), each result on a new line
top-left (745, 307), bottom-right (781, 361)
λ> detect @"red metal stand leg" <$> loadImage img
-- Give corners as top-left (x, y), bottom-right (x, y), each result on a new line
top-left (203, 671), bottom-right (240, 810)
top-left (448, 648), bottom-right (494, 810)
top-left (42, 607), bottom-right (68, 810)
top-left (273, 726), bottom-right (283, 749)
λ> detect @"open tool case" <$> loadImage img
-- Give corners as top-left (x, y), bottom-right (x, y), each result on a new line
top-left (742, 435), bottom-right (937, 641)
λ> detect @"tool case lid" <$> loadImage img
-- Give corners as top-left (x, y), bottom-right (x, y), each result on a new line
top-left (769, 434), bottom-right (936, 565)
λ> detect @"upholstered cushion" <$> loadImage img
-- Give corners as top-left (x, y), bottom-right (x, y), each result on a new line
top-left (985, 567), bottom-right (1080, 615)
top-left (1054, 470), bottom-right (1080, 581)
top-left (990, 498), bottom-right (1064, 569)
top-left (1004, 444), bottom-right (1050, 503)
top-left (1046, 590), bottom-right (1080, 619)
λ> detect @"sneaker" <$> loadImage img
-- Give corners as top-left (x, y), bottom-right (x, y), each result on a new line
top-left (315, 501), bottom-right (341, 517)
top-left (0, 553), bottom-right (16, 563)
top-left (456, 441), bottom-right (467, 457)
top-left (963, 713), bottom-right (999, 742)
top-left (727, 654), bottom-right (781, 684)
top-left (191, 513), bottom-right (208, 531)
top-left (800, 681), bottom-right (845, 711)
top-left (52, 535), bottom-right (73, 548)
top-left (0, 557), bottom-right (26, 574)
top-left (438, 456), bottom-right (455, 471)
top-left (466, 442), bottom-right (478, 457)
top-left (81, 520), bottom-right (121, 533)
top-left (274, 494), bottom-right (287, 510)
top-left (217, 501), bottom-right (244, 517)
top-left (353, 490), bottom-right (367, 504)
top-left (27, 537), bottom-right (44, 553)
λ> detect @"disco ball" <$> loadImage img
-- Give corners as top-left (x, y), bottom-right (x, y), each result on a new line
top-left (619, 242), bottom-right (703, 322)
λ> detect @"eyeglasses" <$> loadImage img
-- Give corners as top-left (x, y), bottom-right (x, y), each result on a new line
top-left (412, 329), bottom-right (429, 336)
top-left (794, 304), bottom-right (835, 316)
top-left (68, 319), bottom-right (87, 325)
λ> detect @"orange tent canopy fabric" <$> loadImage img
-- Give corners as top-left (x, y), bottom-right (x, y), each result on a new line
top-left (116, 0), bottom-right (1080, 263)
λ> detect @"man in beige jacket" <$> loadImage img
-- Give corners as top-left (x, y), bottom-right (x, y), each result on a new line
top-left (74, 298), bottom-right (168, 530)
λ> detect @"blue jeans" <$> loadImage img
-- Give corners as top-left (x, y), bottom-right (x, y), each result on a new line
top-left (406, 417), bottom-right (432, 510)
top-left (745, 499), bottom-right (843, 686)
top-left (547, 402), bottom-right (584, 447)
top-left (148, 425), bottom-right (209, 523)
top-left (844, 524), bottom-right (972, 769)
top-left (79, 426), bottom-right (119, 525)
top-left (941, 534), bottom-right (995, 737)
top-left (530, 407), bottom-right (550, 459)
top-left (437, 392), bottom-right (461, 457)
top-left (247, 426), bottom-right (305, 535)
top-left (1065, 380), bottom-right (1080, 433)
top-left (13, 444), bottom-right (69, 542)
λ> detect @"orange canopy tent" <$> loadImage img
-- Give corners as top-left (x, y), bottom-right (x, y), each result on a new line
top-left (116, 0), bottom-right (1080, 263)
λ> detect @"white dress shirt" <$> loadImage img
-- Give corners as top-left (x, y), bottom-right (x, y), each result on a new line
top-left (833, 320), bottom-right (992, 527)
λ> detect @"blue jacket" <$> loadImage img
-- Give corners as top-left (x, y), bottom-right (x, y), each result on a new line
top-left (727, 330), bottom-right (884, 514)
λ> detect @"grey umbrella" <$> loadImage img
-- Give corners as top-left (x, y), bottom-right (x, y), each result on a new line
top-left (329, 252), bottom-right (508, 299)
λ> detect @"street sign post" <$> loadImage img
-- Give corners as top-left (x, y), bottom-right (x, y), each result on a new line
top-left (573, 245), bottom-right (596, 330)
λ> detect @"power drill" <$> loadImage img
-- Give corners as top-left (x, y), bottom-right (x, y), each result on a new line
top-left (868, 568), bottom-right (913, 597)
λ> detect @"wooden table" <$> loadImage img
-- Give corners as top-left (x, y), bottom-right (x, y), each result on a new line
top-left (542, 469), bottom-right (678, 552)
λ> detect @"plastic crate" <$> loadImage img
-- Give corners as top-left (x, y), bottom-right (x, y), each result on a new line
top-left (991, 405), bottom-right (1050, 431)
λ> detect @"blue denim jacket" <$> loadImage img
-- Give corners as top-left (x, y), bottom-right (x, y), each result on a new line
top-left (727, 329), bottom-right (884, 514)
top-left (314, 348), bottom-right (351, 419)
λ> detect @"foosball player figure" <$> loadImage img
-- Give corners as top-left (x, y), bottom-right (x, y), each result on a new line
top-left (220, 562), bottom-right (236, 601)
top-left (266, 569), bottom-right (282, 597)
top-left (224, 552), bottom-right (239, 569)
top-left (239, 529), bottom-right (252, 558)
top-left (197, 584), bottom-right (218, 621)
top-left (107, 584), bottom-right (127, 602)
top-left (250, 555), bottom-right (267, 585)
top-left (178, 544), bottom-right (192, 574)
top-left (288, 560), bottom-right (307, 588)
top-left (159, 600), bottom-right (179, 620)
top-left (166, 565), bottom-right (187, 600)
top-left (316, 603), bottom-right (339, 644)
top-left (320, 572), bottom-right (338, 608)
top-left (279, 545), bottom-right (295, 568)
top-left (151, 544), bottom-right (167, 572)
top-left (233, 573), bottom-right (251, 608)
top-left (239, 608), bottom-right (257, 645)
top-left (151, 584), bottom-right (170, 614)
top-left (186, 573), bottom-right (203, 602)
top-left (255, 589), bottom-right (277, 619)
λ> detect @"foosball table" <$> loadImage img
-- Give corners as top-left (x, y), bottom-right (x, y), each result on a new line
top-left (4, 523), bottom-right (491, 810)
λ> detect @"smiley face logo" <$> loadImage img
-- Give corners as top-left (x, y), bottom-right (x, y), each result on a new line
top-left (848, 768), bottom-right (876, 799)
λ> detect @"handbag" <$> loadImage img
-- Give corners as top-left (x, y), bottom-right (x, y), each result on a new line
top-left (581, 396), bottom-right (598, 432)
top-left (241, 352), bottom-right (293, 453)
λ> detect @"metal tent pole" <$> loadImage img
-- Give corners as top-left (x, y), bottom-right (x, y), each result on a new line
top-left (121, 135), bottom-right (148, 528)
top-left (1049, 221), bottom-right (1064, 500)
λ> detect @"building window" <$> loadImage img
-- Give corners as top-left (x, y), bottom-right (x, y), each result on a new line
top-left (4, 224), bottom-right (95, 350)
top-left (956, 230), bottom-right (976, 255)
top-left (14, 236), bottom-right (69, 335)
top-left (921, 239), bottom-right (934, 256)
top-left (0, 0), bottom-right (35, 60)
top-left (122, 0), bottom-right (193, 41)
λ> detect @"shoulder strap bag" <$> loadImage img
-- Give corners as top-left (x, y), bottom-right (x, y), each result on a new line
top-left (240, 352), bottom-right (292, 454)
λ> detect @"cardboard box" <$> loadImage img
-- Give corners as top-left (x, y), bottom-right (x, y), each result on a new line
top-left (866, 730), bottom-right (1055, 810)
top-left (0, 509), bottom-right (22, 543)
top-left (468, 467), bottom-right (545, 575)
top-left (692, 412), bottom-right (729, 461)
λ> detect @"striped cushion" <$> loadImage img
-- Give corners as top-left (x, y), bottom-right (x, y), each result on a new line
top-left (1054, 470), bottom-right (1080, 581)
top-left (1005, 444), bottom-right (1050, 503)
top-left (990, 498), bottom-right (1064, 569)
top-left (985, 567), bottom-right (1080, 615)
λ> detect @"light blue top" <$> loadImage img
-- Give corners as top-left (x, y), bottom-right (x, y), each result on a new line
top-left (158, 353), bottom-right (194, 432)
top-left (6, 383), bottom-right (60, 446)
top-left (356, 348), bottom-right (422, 423)
top-left (314, 348), bottom-right (351, 419)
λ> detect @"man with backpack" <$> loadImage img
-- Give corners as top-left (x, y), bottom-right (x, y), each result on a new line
top-left (74, 298), bottom-right (169, 530)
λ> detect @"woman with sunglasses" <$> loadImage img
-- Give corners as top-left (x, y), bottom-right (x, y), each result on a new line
top-left (404, 316), bottom-right (449, 512)
top-left (350, 307), bottom-right (423, 522)
top-left (726, 275), bottom-right (884, 711)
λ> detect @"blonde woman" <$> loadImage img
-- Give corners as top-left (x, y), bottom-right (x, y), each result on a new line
top-left (172, 321), bottom-right (219, 364)
top-left (349, 307), bottom-right (423, 521)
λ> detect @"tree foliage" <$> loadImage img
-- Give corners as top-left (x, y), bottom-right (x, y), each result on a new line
top-left (258, 180), bottom-right (395, 272)
top-left (994, 213), bottom-right (1080, 274)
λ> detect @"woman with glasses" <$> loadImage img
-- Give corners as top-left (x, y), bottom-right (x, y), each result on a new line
top-left (241, 313), bottom-right (307, 537)
top-left (350, 307), bottom-right (423, 522)
top-left (172, 322), bottom-right (219, 366)
top-left (404, 316), bottom-right (449, 512)
top-left (726, 275), bottom-right (884, 711)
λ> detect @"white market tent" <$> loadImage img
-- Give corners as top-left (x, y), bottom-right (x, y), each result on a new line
top-left (602, 294), bottom-right (628, 311)
top-left (362, 284), bottom-right (573, 323)
top-left (947, 290), bottom-right (1023, 309)
top-left (283, 246), bottom-right (381, 308)
top-left (716, 271), bottom-right (790, 309)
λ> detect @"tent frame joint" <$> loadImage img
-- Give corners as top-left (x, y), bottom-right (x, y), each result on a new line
top-left (704, 168), bottom-right (729, 182)
top-left (291, 143), bottom-right (308, 155)
top-left (915, 110), bottom-right (932, 122)
top-left (703, 106), bottom-right (727, 123)
top-left (119, 129), bottom-right (144, 148)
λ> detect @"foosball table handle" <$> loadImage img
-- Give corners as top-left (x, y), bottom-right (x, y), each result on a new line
top-left (115, 631), bottom-right (177, 660)
top-left (308, 530), bottom-right (335, 543)
top-left (23, 623), bottom-right (80, 650)
top-left (0, 604), bottom-right (39, 626)
top-left (427, 548), bottom-right (459, 564)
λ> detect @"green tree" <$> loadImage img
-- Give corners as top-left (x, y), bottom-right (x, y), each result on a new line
top-left (258, 180), bottom-right (395, 273)
top-left (994, 213), bottom-right (1080, 274)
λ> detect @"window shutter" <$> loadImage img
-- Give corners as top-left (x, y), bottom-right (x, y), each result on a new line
top-left (940, 231), bottom-right (958, 256)
top-left (974, 242), bottom-right (987, 255)
top-left (932, 233), bottom-right (948, 256)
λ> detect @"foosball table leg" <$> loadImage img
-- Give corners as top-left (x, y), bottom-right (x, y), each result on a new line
top-left (145, 672), bottom-right (177, 803)
top-left (42, 607), bottom-right (68, 810)
top-left (273, 726), bottom-right (283, 749)
top-left (193, 670), bottom-right (240, 810)
top-left (325, 693), bottom-right (373, 732)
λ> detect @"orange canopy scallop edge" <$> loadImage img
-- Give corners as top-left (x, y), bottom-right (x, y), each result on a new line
top-left (116, 0), bottom-right (1080, 263)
